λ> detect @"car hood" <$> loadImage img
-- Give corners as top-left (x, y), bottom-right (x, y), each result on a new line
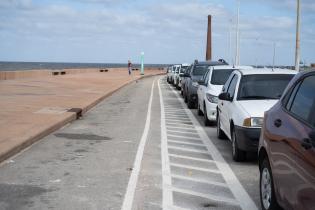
top-left (238, 100), bottom-right (278, 117)
top-left (206, 85), bottom-right (223, 96)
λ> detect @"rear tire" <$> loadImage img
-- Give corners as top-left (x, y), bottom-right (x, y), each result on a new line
top-left (231, 127), bottom-right (246, 161)
top-left (260, 158), bottom-right (281, 210)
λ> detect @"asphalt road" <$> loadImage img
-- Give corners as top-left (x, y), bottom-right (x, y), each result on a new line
top-left (0, 76), bottom-right (261, 210)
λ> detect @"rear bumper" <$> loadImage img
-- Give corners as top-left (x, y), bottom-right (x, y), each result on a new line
top-left (234, 126), bottom-right (261, 152)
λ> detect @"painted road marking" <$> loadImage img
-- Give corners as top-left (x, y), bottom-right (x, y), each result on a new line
top-left (159, 78), bottom-right (258, 210)
top-left (121, 79), bottom-right (155, 210)
top-left (167, 80), bottom-right (258, 210)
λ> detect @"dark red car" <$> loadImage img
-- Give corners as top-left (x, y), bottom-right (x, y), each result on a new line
top-left (258, 70), bottom-right (315, 210)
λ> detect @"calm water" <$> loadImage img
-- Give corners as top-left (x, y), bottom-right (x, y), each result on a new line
top-left (0, 61), bottom-right (167, 71)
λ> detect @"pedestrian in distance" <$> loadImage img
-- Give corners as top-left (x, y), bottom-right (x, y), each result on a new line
top-left (128, 60), bottom-right (132, 75)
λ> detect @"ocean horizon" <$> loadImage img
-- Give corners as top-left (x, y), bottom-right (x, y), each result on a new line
top-left (0, 61), bottom-right (168, 71)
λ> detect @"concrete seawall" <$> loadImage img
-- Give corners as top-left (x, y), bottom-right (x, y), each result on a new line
top-left (0, 68), bottom-right (165, 163)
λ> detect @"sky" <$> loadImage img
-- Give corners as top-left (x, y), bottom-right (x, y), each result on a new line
top-left (0, 0), bottom-right (314, 65)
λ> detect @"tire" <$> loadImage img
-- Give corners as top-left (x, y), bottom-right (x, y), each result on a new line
top-left (187, 96), bottom-right (195, 109)
top-left (197, 100), bottom-right (203, 116)
top-left (204, 104), bottom-right (211, 126)
top-left (216, 112), bottom-right (226, 139)
top-left (231, 127), bottom-right (246, 161)
top-left (184, 92), bottom-right (188, 103)
top-left (260, 158), bottom-right (281, 210)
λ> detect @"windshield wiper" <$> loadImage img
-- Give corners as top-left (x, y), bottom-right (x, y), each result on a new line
top-left (240, 96), bottom-right (279, 100)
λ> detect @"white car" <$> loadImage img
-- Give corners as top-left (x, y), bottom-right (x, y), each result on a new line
top-left (172, 65), bottom-right (181, 86)
top-left (176, 63), bottom-right (190, 89)
top-left (167, 65), bottom-right (176, 84)
top-left (197, 66), bottom-right (253, 126)
top-left (217, 68), bottom-right (296, 161)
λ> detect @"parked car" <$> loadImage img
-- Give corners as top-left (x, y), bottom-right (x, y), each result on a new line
top-left (166, 66), bottom-right (173, 83)
top-left (182, 60), bottom-right (228, 109)
top-left (217, 68), bottom-right (296, 161)
top-left (172, 65), bottom-right (181, 86)
top-left (167, 65), bottom-right (176, 84)
top-left (197, 66), bottom-right (253, 126)
top-left (175, 63), bottom-right (190, 90)
top-left (258, 70), bottom-right (315, 210)
top-left (180, 64), bottom-right (192, 95)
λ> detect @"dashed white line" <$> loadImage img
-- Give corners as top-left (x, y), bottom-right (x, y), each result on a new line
top-left (168, 154), bottom-right (213, 163)
top-left (167, 146), bottom-right (210, 154)
top-left (167, 134), bottom-right (201, 141)
top-left (170, 187), bottom-right (239, 206)
top-left (168, 140), bottom-right (204, 147)
top-left (170, 163), bottom-right (221, 174)
top-left (171, 174), bottom-right (228, 188)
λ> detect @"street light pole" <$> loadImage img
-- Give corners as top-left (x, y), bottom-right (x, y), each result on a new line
top-left (273, 42), bottom-right (276, 69)
top-left (235, 0), bottom-right (240, 66)
top-left (295, 0), bottom-right (301, 72)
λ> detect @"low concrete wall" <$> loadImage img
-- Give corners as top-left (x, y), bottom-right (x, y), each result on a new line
top-left (0, 68), bottom-right (163, 80)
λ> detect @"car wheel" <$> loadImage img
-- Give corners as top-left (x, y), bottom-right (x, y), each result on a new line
top-left (197, 100), bottom-right (203, 116)
top-left (184, 92), bottom-right (188, 103)
top-left (231, 127), bottom-right (246, 161)
top-left (260, 158), bottom-right (281, 210)
top-left (181, 89), bottom-right (183, 96)
top-left (216, 112), bottom-right (226, 139)
top-left (204, 104), bottom-right (211, 126)
top-left (187, 96), bottom-right (195, 109)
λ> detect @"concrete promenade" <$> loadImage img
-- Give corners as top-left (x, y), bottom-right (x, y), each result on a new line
top-left (0, 68), bottom-right (165, 163)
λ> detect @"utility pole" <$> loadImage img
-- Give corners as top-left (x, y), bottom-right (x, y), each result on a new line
top-left (235, 0), bottom-right (240, 66)
top-left (273, 42), bottom-right (276, 69)
top-left (295, 0), bottom-right (301, 72)
top-left (229, 19), bottom-right (233, 64)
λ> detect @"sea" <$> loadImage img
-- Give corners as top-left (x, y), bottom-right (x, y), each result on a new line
top-left (0, 61), bottom-right (167, 71)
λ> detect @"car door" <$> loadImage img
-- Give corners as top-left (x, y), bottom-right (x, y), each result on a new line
top-left (219, 73), bottom-right (238, 138)
top-left (198, 70), bottom-right (210, 112)
top-left (267, 74), bottom-right (315, 210)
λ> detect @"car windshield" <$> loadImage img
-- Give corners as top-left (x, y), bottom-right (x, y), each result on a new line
top-left (192, 65), bottom-right (209, 76)
top-left (180, 66), bottom-right (188, 73)
top-left (238, 74), bottom-right (295, 100)
top-left (211, 69), bottom-right (235, 85)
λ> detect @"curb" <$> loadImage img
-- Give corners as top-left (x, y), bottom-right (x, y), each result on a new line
top-left (0, 73), bottom-right (165, 163)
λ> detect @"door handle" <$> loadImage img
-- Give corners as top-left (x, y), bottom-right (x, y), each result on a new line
top-left (301, 138), bottom-right (313, 150)
top-left (274, 119), bottom-right (282, 127)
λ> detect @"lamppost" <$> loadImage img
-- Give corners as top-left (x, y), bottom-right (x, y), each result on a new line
top-left (140, 52), bottom-right (144, 75)
top-left (295, 0), bottom-right (301, 72)
top-left (235, 0), bottom-right (240, 66)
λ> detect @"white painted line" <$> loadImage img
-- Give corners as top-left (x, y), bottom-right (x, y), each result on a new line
top-left (169, 84), bottom-right (258, 210)
top-left (171, 174), bottom-right (228, 188)
top-left (166, 116), bottom-right (190, 120)
top-left (165, 115), bottom-right (189, 119)
top-left (167, 129), bottom-right (198, 135)
top-left (121, 79), bottom-right (155, 210)
top-left (158, 79), bottom-right (174, 209)
top-left (169, 154), bottom-right (214, 163)
top-left (166, 119), bottom-right (192, 123)
top-left (170, 163), bottom-right (220, 174)
top-left (166, 122), bottom-right (194, 128)
top-left (170, 187), bottom-right (239, 206)
top-left (168, 140), bottom-right (204, 147)
top-left (167, 134), bottom-right (201, 141)
top-left (168, 205), bottom-right (190, 210)
top-left (166, 125), bottom-right (196, 131)
top-left (168, 146), bottom-right (209, 154)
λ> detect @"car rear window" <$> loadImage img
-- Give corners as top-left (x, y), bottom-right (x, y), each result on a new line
top-left (238, 74), bottom-right (295, 100)
top-left (192, 65), bottom-right (209, 76)
top-left (210, 69), bottom-right (235, 85)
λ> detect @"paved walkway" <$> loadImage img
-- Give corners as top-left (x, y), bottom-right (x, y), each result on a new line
top-left (0, 69), bottom-right (164, 163)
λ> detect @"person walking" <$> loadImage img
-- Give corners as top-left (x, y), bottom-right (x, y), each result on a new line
top-left (128, 60), bottom-right (132, 75)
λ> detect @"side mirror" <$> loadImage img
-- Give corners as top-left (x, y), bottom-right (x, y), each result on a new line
top-left (218, 92), bottom-right (233, 101)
